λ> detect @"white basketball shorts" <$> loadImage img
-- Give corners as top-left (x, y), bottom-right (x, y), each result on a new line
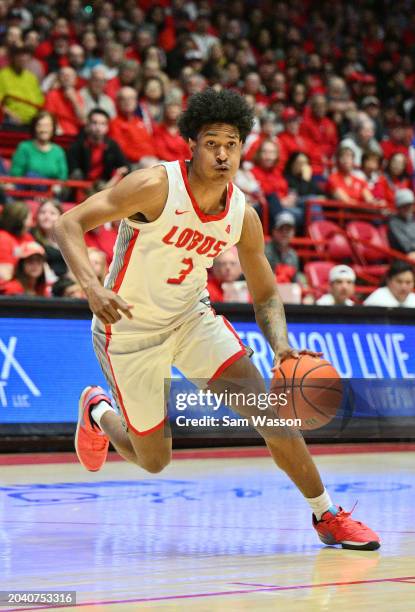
top-left (92, 305), bottom-right (249, 436)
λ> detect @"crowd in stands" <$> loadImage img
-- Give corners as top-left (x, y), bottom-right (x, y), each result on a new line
top-left (0, 0), bottom-right (415, 306)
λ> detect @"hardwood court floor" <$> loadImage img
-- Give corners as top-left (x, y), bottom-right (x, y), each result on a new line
top-left (0, 448), bottom-right (414, 611)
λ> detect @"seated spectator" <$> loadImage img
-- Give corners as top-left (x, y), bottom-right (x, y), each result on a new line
top-left (31, 199), bottom-right (67, 278)
top-left (44, 66), bottom-right (86, 135)
top-left (340, 115), bottom-right (382, 167)
top-left (0, 45), bottom-right (44, 124)
top-left (316, 265), bottom-right (356, 306)
top-left (105, 59), bottom-right (141, 101)
top-left (355, 151), bottom-right (389, 206)
top-left (0, 241), bottom-right (50, 297)
top-left (387, 189), bottom-right (415, 260)
top-left (0, 201), bottom-right (33, 281)
top-left (277, 107), bottom-right (321, 175)
top-left (10, 111), bottom-right (68, 181)
top-left (79, 66), bottom-right (116, 119)
top-left (384, 153), bottom-right (412, 208)
top-left (52, 276), bottom-right (85, 298)
top-left (381, 116), bottom-right (410, 163)
top-left (207, 247), bottom-right (247, 303)
top-left (139, 76), bottom-right (165, 132)
top-left (363, 261), bottom-right (415, 307)
top-left (87, 247), bottom-right (108, 285)
top-left (300, 94), bottom-right (338, 171)
top-left (264, 211), bottom-right (303, 283)
top-left (284, 152), bottom-right (325, 199)
top-left (327, 147), bottom-right (378, 206)
top-left (101, 42), bottom-right (125, 80)
top-left (251, 139), bottom-right (304, 227)
top-left (67, 109), bottom-right (128, 184)
top-left (154, 96), bottom-right (191, 162)
top-left (360, 96), bottom-right (383, 141)
top-left (243, 112), bottom-right (281, 162)
top-left (109, 87), bottom-right (157, 165)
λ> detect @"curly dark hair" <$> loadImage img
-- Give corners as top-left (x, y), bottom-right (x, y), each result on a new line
top-left (178, 88), bottom-right (255, 143)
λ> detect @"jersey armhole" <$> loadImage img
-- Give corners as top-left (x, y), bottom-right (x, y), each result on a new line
top-left (124, 164), bottom-right (171, 229)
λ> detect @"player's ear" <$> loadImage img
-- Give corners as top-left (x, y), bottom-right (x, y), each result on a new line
top-left (188, 138), bottom-right (197, 153)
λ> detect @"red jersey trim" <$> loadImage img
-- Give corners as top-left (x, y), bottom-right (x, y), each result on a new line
top-left (179, 160), bottom-right (233, 223)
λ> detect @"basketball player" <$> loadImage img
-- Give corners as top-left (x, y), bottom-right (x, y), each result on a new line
top-left (54, 89), bottom-right (380, 550)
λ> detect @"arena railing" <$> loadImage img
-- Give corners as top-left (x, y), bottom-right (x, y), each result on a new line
top-left (0, 176), bottom-right (93, 202)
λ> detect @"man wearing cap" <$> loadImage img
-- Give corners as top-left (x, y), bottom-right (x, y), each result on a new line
top-left (316, 265), bottom-right (356, 306)
top-left (265, 212), bottom-right (302, 283)
top-left (387, 189), bottom-right (415, 260)
top-left (0, 45), bottom-right (44, 124)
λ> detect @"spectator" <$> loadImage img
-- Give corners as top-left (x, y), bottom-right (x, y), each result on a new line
top-left (101, 42), bottom-right (125, 80)
top-left (0, 241), bottom-right (50, 297)
top-left (300, 94), bottom-right (338, 170)
top-left (10, 111), bottom-right (68, 180)
top-left (340, 115), bottom-right (382, 167)
top-left (363, 261), bottom-right (415, 307)
top-left (109, 87), bottom-right (157, 165)
top-left (85, 221), bottom-right (119, 266)
top-left (207, 247), bottom-right (247, 303)
top-left (105, 59), bottom-right (141, 101)
top-left (153, 96), bottom-right (191, 162)
top-left (387, 189), bottom-right (415, 260)
top-left (0, 201), bottom-right (33, 281)
top-left (381, 116), bottom-right (410, 162)
top-left (87, 247), bottom-right (108, 285)
top-left (0, 45), bottom-right (44, 124)
top-left (284, 152), bottom-right (324, 199)
top-left (243, 111), bottom-right (281, 162)
top-left (191, 10), bottom-right (219, 60)
top-left (139, 76), bottom-right (165, 131)
top-left (384, 153), bottom-right (412, 208)
top-left (265, 211), bottom-right (302, 283)
top-left (79, 66), bottom-right (116, 119)
top-left (355, 151), bottom-right (388, 206)
top-left (327, 146), bottom-right (378, 206)
top-left (277, 107), bottom-right (320, 175)
top-left (44, 66), bottom-right (86, 135)
top-left (31, 199), bottom-right (67, 278)
top-left (67, 109), bottom-right (128, 184)
top-left (361, 96), bottom-right (383, 141)
top-left (52, 275), bottom-right (85, 298)
top-left (316, 265), bottom-right (356, 306)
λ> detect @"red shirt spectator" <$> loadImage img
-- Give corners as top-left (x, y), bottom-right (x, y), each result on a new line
top-left (154, 101), bottom-right (190, 161)
top-left (383, 153), bottom-right (413, 208)
top-left (44, 66), bottom-right (85, 135)
top-left (327, 147), bottom-right (374, 205)
top-left (0, 201), bottom-right (34, 281)
top-left (300, 95), bottom-right (338, 166)
top-left (109, 86), bottom-right (156, 163)
top-left (85, 223), bottom-right (119, 266)
top-left (380, 118), bottom-right (411, 167)
top-left (278, 107), bottom-right (321, 174)
top-left (0, 241), bottom-right (50, 297)
top-left (251, 140), bottom-right (288, 198)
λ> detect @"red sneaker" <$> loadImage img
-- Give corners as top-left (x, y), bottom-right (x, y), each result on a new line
top-left (313, 506), bottom-right (381, 550)
top-left (75, 386), bottom-right (111, 472)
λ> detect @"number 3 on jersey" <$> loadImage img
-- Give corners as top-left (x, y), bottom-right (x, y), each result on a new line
top-left (167, 257), bottom-right (194, 284)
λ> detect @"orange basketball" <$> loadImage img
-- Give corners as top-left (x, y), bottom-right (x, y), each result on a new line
top-left (271, 355), bottom-right (342, 430)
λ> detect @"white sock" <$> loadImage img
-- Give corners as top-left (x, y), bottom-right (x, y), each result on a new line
top-left (306, 488), bottom-right (337, 520)
top-left (90, 400), bottom-right (116, 430)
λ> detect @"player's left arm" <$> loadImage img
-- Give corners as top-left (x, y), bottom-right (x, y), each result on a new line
top-left (237, 206), bottom-right (320, 368)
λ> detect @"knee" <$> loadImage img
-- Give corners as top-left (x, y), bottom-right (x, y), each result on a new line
top-left (140, 453), bottom-right (171, 474)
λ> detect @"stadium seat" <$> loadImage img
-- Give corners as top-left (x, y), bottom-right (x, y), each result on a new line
top-left (309, 220), bottom-right (353, 261)
top-left (346, 221), bottom-right (388, 264)
top-left (304, 261), bottom-right (335, 297)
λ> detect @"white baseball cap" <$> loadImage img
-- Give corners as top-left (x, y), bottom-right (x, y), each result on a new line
top-left (329, 264), bottom-right (356, 283)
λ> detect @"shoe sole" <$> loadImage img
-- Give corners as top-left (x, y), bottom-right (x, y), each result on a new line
top-left (74, 386), bottom-right (96, 472)
top-left (318, 533), bottom-right (381, 551)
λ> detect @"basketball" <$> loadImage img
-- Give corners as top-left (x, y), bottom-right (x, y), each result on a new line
top-left (271, 355), bottom-right (343, 430)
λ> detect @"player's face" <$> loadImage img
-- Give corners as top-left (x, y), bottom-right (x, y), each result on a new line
top-left (190, 124), bottom-right (242, 183)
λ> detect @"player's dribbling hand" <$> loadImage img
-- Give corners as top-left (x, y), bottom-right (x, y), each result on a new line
top-left (85, 285), bottom-right (134, 325)
top-left (272, 345), bottom-right (323, 371)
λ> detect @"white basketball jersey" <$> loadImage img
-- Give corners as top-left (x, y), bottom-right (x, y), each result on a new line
top-left (93, 160), bottom-right (246, 334)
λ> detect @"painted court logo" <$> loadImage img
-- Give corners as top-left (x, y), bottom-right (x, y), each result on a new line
top-left (0, 337), bottom-right (41, 408)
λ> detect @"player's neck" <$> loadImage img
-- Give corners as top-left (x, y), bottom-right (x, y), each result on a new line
top-left (187, 163), bottom-right (228, 212)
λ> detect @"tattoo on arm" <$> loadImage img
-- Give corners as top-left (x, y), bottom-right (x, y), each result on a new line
top-left (254, 294), bottom-right (288, 353)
